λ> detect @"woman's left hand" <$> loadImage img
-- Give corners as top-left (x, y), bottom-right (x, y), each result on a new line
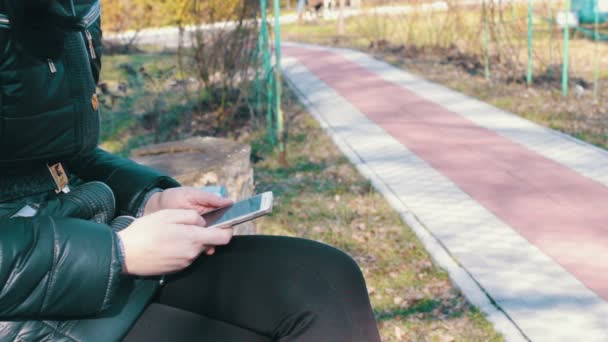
top-left (142, 187), bottom-right (233, 255)
top-left (143, 187), bottom-right (233, 216)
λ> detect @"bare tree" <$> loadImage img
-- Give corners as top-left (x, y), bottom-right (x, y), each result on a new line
top-left (177, 0), bottom-right (260, 125)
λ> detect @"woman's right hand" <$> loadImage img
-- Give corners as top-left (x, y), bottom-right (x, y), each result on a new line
top-left (117, 209), bottom-right (233, 276)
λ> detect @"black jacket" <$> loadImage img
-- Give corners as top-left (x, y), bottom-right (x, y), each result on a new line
top-left (0, 1), bottom-right (180, 340)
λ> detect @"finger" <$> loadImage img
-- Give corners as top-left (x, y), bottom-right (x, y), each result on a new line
top-left (193, 191), bottom-right (233, 208)
top-left (157, 209), bottom-right (205, 226)
top-left (194, 227), bottom-right (233, 246)
top-left (205, 247), bottom-right (215, 256)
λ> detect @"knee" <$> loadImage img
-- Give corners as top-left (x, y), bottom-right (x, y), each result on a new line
top-left (323, 244), bottom-right (363, 277)
top-left (231, 236), bottom-right (368, 289)
top-left (293, 238), bottom-right (367, 287)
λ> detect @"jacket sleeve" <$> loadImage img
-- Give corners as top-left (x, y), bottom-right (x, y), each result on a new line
top-left (67, 148), bottom-right (180, 215)
top-left (0, 216), bottom-right (122, 319)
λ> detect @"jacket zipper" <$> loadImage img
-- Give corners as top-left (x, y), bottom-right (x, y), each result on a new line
top-left (84, 29), bottom-right (97, 59)
top-left (47, 59), bottom-right (57, 74)
top-left (0, 15), bottom-right (56, 73)
top-left (80, 1), bottom-right (101, 60)
top-left (0, 15), bottom-right (9, 29)
top-left (80, 1), bottom-right (101, 28)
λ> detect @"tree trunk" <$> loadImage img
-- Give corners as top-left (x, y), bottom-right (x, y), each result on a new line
top-left (131, 137), bottom-right (257, 235)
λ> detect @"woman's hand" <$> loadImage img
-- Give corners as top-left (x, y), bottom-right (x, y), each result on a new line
top-left (144, 187), bottom-right (233, 216)
top-left (118, 209), bottom-right (233, 276)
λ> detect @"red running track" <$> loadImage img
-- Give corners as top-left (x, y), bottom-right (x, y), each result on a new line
top-left (285, 46), bottom-right (608, 300)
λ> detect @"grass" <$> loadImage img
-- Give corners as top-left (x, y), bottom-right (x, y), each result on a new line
top-left (101, 51), bottom-right (178, 82)
top-left (99, 50), bottom-right (196, 155)
top-left (249, 87), bottom-right (504, 341)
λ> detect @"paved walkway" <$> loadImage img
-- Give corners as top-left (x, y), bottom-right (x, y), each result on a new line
top-left (283, 42), bottom-right (608, 341)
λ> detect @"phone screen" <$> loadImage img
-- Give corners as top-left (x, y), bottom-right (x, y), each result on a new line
top-left (202, 194), bottom-right (263, 227)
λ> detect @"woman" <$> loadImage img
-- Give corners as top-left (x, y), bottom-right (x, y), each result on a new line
top-left (0, 0), bottom-right (381, 341)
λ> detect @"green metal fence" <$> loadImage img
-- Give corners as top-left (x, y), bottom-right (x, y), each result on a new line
top-left (255, 0), bottom-right (286, 164)
top-left (478, 0), bottom-right (607, 98)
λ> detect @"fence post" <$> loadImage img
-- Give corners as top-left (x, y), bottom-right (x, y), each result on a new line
top-left (594, 0), bottom-right (600, 100)
top-left (259, 0), bottom-right (275, 145)
top-left (338, 0), bottom-right (345, 35)
top-left (482, 0), bottom-right (490, 81)
top-left (255, 3), bottom-right (264, 114)
top-left (273, 0), bottom-right (287, 165)
top-left (527, 0), bottom-right (533, 85)
top-left (549, 5), bottom-right (555, 67)
top-left (511, 2), bottom-right (517, 19)
top-left (562, 0), bottom-right (571, 96)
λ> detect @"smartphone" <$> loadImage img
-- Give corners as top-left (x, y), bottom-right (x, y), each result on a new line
top-left (202, 192), bottom-right (273, 229)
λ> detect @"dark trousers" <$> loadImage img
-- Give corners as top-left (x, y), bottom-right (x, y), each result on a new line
top-left (123, 235), bottom-right (381, 342)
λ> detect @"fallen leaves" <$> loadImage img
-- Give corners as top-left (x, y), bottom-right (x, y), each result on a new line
top-left (394, 326), bottom-right (404, 339)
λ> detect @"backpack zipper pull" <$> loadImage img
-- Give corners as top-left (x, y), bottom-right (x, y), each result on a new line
top-left (47, 59), bottom-right (57, 74)
top-left (85, 29), bottom-right (97, 59)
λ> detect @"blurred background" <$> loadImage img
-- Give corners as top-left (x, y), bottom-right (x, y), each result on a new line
top-left (100, 0), bottom-right (608, 154)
